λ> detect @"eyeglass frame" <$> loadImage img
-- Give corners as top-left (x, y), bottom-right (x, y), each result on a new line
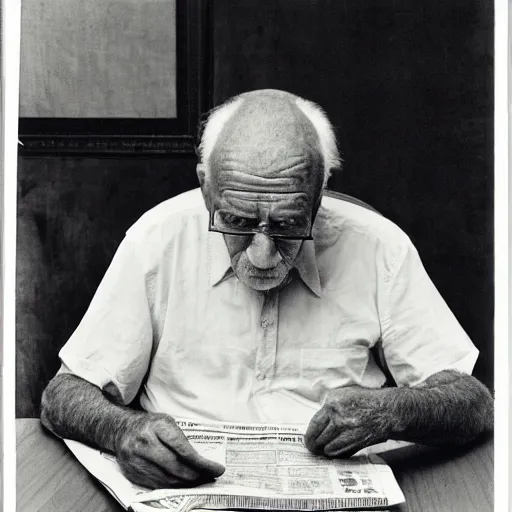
top-left (208, 209), bottom-right (315, 241)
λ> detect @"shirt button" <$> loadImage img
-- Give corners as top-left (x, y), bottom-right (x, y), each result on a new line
top-left (256, 373), bottom-right (266, 380)
top-left (261, 319), bottom-right (268, 328)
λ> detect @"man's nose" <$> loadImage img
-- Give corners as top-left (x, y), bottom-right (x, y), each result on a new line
top-left (246, 233), bottom-right (282, 269)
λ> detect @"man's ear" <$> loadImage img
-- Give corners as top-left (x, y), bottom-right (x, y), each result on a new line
top-left (196, 163), bottom-right (206, 188)
top-left (196, 164), bottom-right (211, 209)
top-left (326, 165), bottom-right (342, 187)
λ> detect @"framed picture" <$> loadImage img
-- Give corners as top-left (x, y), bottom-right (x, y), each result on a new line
top-left (18, 0), bottom-right (211, 155)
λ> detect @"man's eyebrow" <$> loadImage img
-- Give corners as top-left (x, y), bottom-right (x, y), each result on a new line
top-left (217, 196), bottom-right (259, 215)
top-left (217, 205), bottom-right (258, 217)
top-left (270, 211), bottom-right (309, 219)
top-left (220, 193), bottom-right (312, 220)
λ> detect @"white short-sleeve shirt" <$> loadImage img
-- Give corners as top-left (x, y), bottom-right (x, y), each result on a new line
top-left (59, 188), bottom-right (478, 425)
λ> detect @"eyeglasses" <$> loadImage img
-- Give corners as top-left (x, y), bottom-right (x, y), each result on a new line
top-left (209, 209), bottom-right (313, 240)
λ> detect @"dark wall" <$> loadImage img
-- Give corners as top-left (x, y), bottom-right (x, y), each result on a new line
top-left (16, 157), bottom-right (199, 416)
top-left (213, 0), bottom-right (494, 387)
top-left (16, 0), bottom-right (493, 416)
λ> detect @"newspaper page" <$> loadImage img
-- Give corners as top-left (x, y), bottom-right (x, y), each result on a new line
top-left (64, 419), bottom-right (405, 512)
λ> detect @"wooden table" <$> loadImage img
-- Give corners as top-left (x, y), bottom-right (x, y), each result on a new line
top-left (17, 419), bottom-right (493, 512)
top-left (17, 420), bottom-right (123, 512)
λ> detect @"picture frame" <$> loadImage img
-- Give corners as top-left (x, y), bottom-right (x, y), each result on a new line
top-left (18, 0), bottom-right (212, 156)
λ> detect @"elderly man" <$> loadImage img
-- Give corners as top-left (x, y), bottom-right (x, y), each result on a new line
top-left (41, 89), bottom-right (493, 490)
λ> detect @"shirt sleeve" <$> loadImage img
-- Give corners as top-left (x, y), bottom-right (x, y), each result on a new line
top-left (380, 237), bottom-right (479, 387)
top-left (59, 235), bottom-right (153, 404)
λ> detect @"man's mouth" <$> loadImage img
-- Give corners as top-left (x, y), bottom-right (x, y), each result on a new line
top-left (248, 273), bottom-right (279, 279)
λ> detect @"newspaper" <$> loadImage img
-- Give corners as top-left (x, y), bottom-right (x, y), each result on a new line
top-left (64, 419), bottom-right (405, 512)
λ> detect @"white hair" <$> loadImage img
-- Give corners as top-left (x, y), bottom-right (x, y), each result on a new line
top-left (294, 97), bottom-right (342, 186)
top-left (198, 96), bottom-right (245, 176)
top-left (198, 93), bottom-right (341, 188)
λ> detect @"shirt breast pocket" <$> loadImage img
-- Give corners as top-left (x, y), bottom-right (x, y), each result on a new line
top-left (300, 346), bottom-right (369, 386)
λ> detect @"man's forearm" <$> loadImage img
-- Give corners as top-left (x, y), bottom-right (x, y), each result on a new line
top-left (40, 373), bottom-right (145, 453)
top-left (386, 370), bottom-right (494, 446)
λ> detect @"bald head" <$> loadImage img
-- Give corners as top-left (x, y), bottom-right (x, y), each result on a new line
top-left (198, 90), bottom-right (340, 190)
top-left (212, 90), bottom-right (322, 182)
top-left (197, 89), bottom-right (338, 291)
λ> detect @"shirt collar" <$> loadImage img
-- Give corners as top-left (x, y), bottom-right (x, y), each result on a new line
top-left (208, 232), bottom-right (322, 297)
top-left (208, 231), bottom-right (234, 287)
top-left (293, 239), bottom-right (322, 297)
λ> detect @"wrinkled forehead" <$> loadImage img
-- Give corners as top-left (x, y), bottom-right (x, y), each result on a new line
top-left (209, 92), bottom-right (323, 191)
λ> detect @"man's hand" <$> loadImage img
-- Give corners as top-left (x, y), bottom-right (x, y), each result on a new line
top-left (41, 374), bottom-right (226, 490)
top-left (304, 372), bottom-right (494, 455)
top-left (116, 413), bottom-right (225, 489)
top-left (304, 386), bottom-right (392, 458)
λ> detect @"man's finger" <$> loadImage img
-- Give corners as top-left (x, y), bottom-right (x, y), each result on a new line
top-left (142, 442), bottom-right (204, 483)
top-left (308, 421), bottom-right (338, 453)
top-left (323, 434), bottom-right (368, 458)
top-left (122, 454), bottom-right (189, 490)
top-left (157, 427), bottom-right (225, 477)
top-left (304, 408), bottom-right (330, 451)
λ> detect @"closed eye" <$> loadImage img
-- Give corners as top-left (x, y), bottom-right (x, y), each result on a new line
top-left (220, 212), bottom-right (258, 229)
top-left (271, 218), bottom-right (306, 230)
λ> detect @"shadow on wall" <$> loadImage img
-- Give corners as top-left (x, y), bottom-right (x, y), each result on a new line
top-left (16, 156), bottom-right (199, 417)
